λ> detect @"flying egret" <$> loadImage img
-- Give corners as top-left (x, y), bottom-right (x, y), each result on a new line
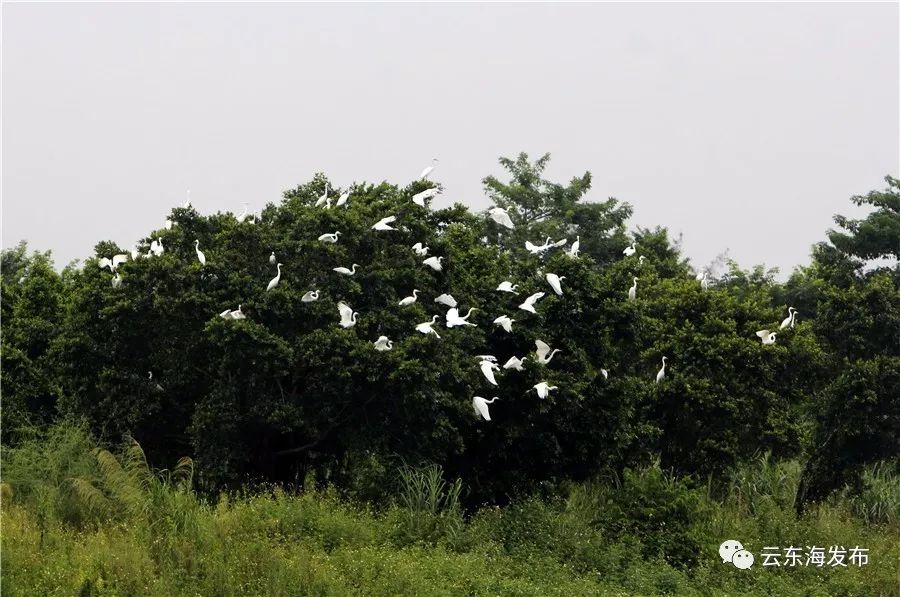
top-left (535, 339), bottom-right (562, 364)
top-left (333, 264), bottom-right (359, 276)
top-left (533, 382), bottom-right (558, 399)
top-left (337, 302), bottom-right (358, 328)
top-left (194, 240), bottom-right (206, 266)
top-left (623, 243), bottom-right (636, 257)
top-left (780, 307), bottom-right (796, 330)
top-left (99, 254), bottom-right (128, 272)
top-left (488, 207), bottom-right (515, 229)
top-left (518, 292), bottom-right (545, 314)
top-left (476, 355), bottom-right (498, 362)
top-left (236, 202), bottom-right (250, 223)
top-left (415, 315), bottom-right (441, 339)
top-left (496, 281), bottom-right (518, 293)
top-left (628, 277), bottom-right (638, 301)
top-left (315, 183), bottom-right (330, 208)
top-left (269, 252), bottom-right (276, 265)
top-left (567, 236), bottom-right (580, 258)
top-left (420, 157), bottom-right (438, 179)
top-left (412, 187), bottom-right (439, 207)
top-left (656, 356), bottom-right (667, 383)
top-left (336, 189), bottom-right (351, 207)
top-left (373, 336), bottom-right (393, 351)
top-left (399, 289), bottom-right (420, 306)
top-left (472, 396), bottom-right (499, 421)
top-left (446, 307), bottom-right (477, 328)
top-left (412, 242), bottom-right (429, 256)
top-left (546, 273), bottom-right (565, 296)
top-left (423, 256), bottom-right (443, 271)
top-left (318, 231), bottom-right (341, 243)
top-left (493, 315), bottom-right (515, 333)
top-left (434, 293), bottom-right (457, 308)
top-left (267, 263), bottom-right (283, 291)
top-left (479, 359), bottom-right (500, 386)
top-left (503, 356), bottom-right (527, 371)
top-left (372, 215), bottom-right (397, 231)
top-left (111, 273), bottom-right (122, 289)
top-left (301, 290), bottom-right (320, 303)
top-left (525, 237), bottom-right (554, 255)
top-left (756, 330), bottom-right (777, 345)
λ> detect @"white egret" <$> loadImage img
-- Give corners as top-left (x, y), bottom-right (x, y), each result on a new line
top-left (415, 315), bottom-right (441, 339)
top-left (434, 293), bottom-right (457, 308)
top-left (533, 382), bottom-right (558, 399)
top-left (399, 290), bottom-right (420, 306)
top-left (628, 277), bottom-right (638, 302)
top-left (130, 245), bottom-right (139, 260)
top-left (301, 290), bottom-right (320, 303)
top-left (479, 359), bottom-right (500, 386)
top-left (496, 281), bottom-right (518, 294)
top-left (111, 273), bottom-right (122, 289)
top-left (219, 308), bottom-right (233, 319)
top-left (601, 368), bottom-right (609, 380)
top-left (446, 307), bottom-right (477, 328)
top-left (623, 243), bottom-right (636, 257)
top-left (412, 242), bottom-right (429, 256)
top-left (318, 231), bottom-right (341, 243)
top-left (423, 256), bottom-right (444, 271)
top-left (337, 302), bottom-right (358, 328)
top-left (639, 255), bottom-right (646, 265)
top-left (372, 215), bottom-right (398, 231)
top-left (472, 396), bottom-right (499, 421)
top-left (779, 307), bottom-right (796, 330)
top-left (269, 252), bottom-right (276, 265)
top-left (266, 263), bottom-right (283, 291)
top-left (231, 305), bottom-right (246, 320)
top-left (194, 240), bottom-right (206, 266)
top-left (373, 336), bottom-right (393, 351)
top-left (151, 238), bottom-right (164, 256)
top-left (525, 237), bottom-right (553, 255)
top-left (475, 355), bottom-right (498, 362)
top-left (546, 273), bottom-right (565, 296)
top-left (315, 183), bottom-right (329, 208)
top-left (699, 271), bottom-right (709, 290)
top-left (412, 187), bottom-right (439, 207)
top-left (756, 330), bottom-right (777, 345)
top-left (165, 219), bottom-right (173, 230)
top-left (182, 190), bottom-right (191, 209)
top-left (236, 202), bottom-right (250, 223)
top-left (518, 291), bottom-right (545, 314)
top-left (333, 264), bottom-right (359, 276)
top-left (567, 236), bottom-right (580, 258)
top-left (552, 238), bottom-right (568, 248)
top-left (99, 254), bottom-right (128, 272)
top-left (149, 240), bottom-right (159, 256)
top-left (420, 157), bottom-right (438, 180)
top-left (336, 189), bottom-right (351, 207)
top-left (493, 315), bottom-right (515, 333)
top-left (503, 356), bottom-right (527, 371)
top-left (535, 339), bottom-right (562, 364)
top-left (488, 207), bottom-right (515, 229)
top-left (655, 356), bottom-right (667, 383)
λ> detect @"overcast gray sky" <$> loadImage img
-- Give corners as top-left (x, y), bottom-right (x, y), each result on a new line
top-left (3, 2), bottom-right (898, 275)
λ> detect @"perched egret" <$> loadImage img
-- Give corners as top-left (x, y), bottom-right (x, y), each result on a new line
top-left (628, 277), bottom-right (638, 301)
top-left (399, 290), bottom-right (420, 306)
top-left (601, 368), bottom-right (609, 380)
top-left (301, 290), bottom-right (320, 303)
top-left (318, 231), bottom-right (341, 243)
top-left (518, 292), bottom-right (545, 314)
top-left (333, 264), bottom-right (359, 276)
top-left (546, 273), bottom-right (565, 296)
top-left (266, 263), bottom-right (283, 291)
top-left (638, 255), bottom-right (646, 265)
top-left (423, 256), bottom-right (444, 271)
top-left (446, 307), bottom-right (477, 328)
top-left (336, 189), bottom-right (351, 207)
top-left (194, 240), bottom-right (206, 266)
top-left (535, 339), bottom-right (562, 364)
top-left (496, 281), bottom-right (519, 293)
top-left (503, 356), bottom-right (527, 371)
top-left (567, 236), bottom-right (580, 258)
top-left (655, 357), bottom-right (667, 383)
top-left (623, 243), bottom-right (636, 257)
top-left (130, 245), bottom-right (139, 260)
top-left (219, 308), bottom-right (233, 319)
top-left (412, 187), bottom-right (439, 207)
top-left (415, 315), bottom-right (441, 339)
top-left (315, 183), bottom-right (330, 208)
top-left (165, 219), bottom-right (173, 230)
top-left (480, 359), bottom-right (500, 386)
top-left (488, 207), bottom-right (515, 229)
top-left (151, 238), bottom-right (164, 256)
top-left (373, 336), bottom-right (393, 351)
top-left (412, 242), bottom-right (429, 256)
top-left (756, 330), bottom-right (777, 345)
top-left (420, 157), bottom-right (438, 179)
top-left (149, 240), bottom-right (159, 256)
top-left (337, 302), bottom-right (358, 328)
top-left (533, 382), bottom-right (558, 399)
top-left (182, 190), bottom-right (191, 209)
top-left (473, 396), bottom-right (499, 421)
top-left (99, 254), bottom-right (128, 272)
top-left (434, 293), bottom-right (457, 308)
top-left (493, 315), bottom-right (515, 333)
top-left (269, 252), bottom-right (276, 265)
top-left (780, 307), bottom-right (797, 330)
top-left (372, 215), bottom-right (397, 231)
top-left (236, 202), bottom-right (250, 223)
top-left (231, 305), bottom-right (246, 320)
top-left (111, 273), bottom-right (123, 289)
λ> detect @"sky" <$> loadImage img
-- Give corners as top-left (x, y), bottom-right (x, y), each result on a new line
top-left (3, 2), bottom-right (898, 276)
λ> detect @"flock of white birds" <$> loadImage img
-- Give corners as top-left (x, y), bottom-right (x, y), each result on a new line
top-left (97, 159), bottom-right (798, 422)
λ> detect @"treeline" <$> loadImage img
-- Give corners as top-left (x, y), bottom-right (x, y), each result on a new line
top-left (2, 154), bottom-right (898, 510)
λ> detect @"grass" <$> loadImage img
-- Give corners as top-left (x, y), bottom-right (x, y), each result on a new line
top-left (3, 423), bottom-right (899, 596)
